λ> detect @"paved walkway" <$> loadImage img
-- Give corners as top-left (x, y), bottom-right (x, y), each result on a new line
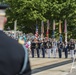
top-left (30, 58), bottom-right (70, 69)
top-left (29, 53), bottom-right (76, 75)
top-left (67, 70), bottom-right (76, 75)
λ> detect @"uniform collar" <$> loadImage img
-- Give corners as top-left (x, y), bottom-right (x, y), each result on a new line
top-left (0, 28), bottom-right (3, 31)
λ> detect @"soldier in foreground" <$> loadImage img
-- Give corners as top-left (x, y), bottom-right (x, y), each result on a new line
top-left (0, 4), bottom-right (31, 75)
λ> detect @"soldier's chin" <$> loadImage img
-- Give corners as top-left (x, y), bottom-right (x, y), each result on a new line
top-left (4, 17), bottom-right (7, 24)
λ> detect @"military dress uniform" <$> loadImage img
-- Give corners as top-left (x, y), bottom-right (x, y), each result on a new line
top-left (46, 41), bottom-right (52, 58)
top-left (0, 31), bottom-right (31, 75)
top-left (52, 41), bottom-right (57, 58)
top-left (69, 42), bottom-right (75, 58)
top-left (58, 42), bottom-right (63, 58)
top-left (64, 42), bottom-right (68, 58)
top-left (44, 41), bottom-right (47, 53)
top-left (41, 41), bottom-right (45, 58)
top-left (37, 41), bottom-right (41, 57)
top-left (31, 40), bottom-right (35, 58)
top-left (0, 4), bottom-right (31, 75)
top-left (35, 41), bottom-right (40, 58)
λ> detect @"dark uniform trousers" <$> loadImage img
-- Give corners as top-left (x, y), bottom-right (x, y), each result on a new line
top-left (0, 31), bottom-right (31, 75)
top-left (58, 43), bottom-right (63, 58)
top-left (31, 42), bottom-right (35, 58)
top-left (31, 48), bottom-right (34, 58)
top-left (36, 48), bottom-right (40, 58)
top-left (41, 42), bottom-right (45, 58)
top-left (36, 43), bottom-right (41, 58)
top-left (58, 48), bottom-right (62, 58)
top-left (42, 48), bottom-right (45, 58)
top-left (64, 47), bottom-right (68, 58)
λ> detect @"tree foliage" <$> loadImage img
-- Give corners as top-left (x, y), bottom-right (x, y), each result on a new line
top-left (3, 0), bottom-right (76, 39)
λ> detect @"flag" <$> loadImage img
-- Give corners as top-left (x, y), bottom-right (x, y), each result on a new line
top-left (59, 20), bottom-right (62, 42)
top-left (14, 20), bottom-right (17, 38)
top-left (46, 20), bottom-right (50, 39)
top-left (41, 21), bottom-right (44, 34)
top-left (59, 20), bottom-right (62, 34)
top-left (41, 21), bottom-right (44, 40)
top-left (59, 34), bottom-right (62, 42)
top-left (52, 20), bottom-right (55, 38)
top-left (53, 20), bottom-right (55, 30)
top-left (35, 25), bottom-right (38, 39)
top-left (64, 19), bottom-right (67, 33)
top-left (64, 19), bottom-right (67, 43)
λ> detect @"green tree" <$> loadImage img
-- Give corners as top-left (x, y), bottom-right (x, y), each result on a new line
top-left (3, 0), bottom-right (76, 39)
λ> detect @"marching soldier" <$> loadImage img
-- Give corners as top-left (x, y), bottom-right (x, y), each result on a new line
top-left (64, 42), bottom-right (68, 58)
top-left (44, 39), bottom-right (47, 53)
top-left (31, 39), bottom-right (35, 58)
top-left (38, 40), bottom-right (41, 57)
top-left (52, 39), bottom-right (57, 58)
top-left (35, 40), bottom-right (40, 58)
top-left (69, 39), bottom-right (75, 59)
top-left (46, 40), bottom-right (52, 58)
top-left (41, 39), bottom-right (45, 58)
top-left (0, 4), bottom-right (31, 75)
top-left (58, 41), bottom-right (63, 58)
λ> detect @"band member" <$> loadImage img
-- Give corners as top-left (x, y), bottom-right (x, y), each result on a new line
top-left (69, 39), bottom-right (75, 59)
top-left (58, 41), bottom-right (63, 58)
top-left (41, 39), bottom-right (45, 58)
top-left (74, 41), bottom-right (76, 54)
top-left (44, 39), bottom-right (47, 53)
top-left (64, 42), bottom-right (68, 58)
top-left (52, 39), bottom-right (57, 58)
top-left (31, 39), bottom-right (35, 58)
top-left (46, 40), bottom-right (52, 58)
top-left (35, 40), bottom-right (40, 58)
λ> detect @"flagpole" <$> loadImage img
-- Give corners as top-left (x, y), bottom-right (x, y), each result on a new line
top-left (65, 33), bottom-right (67, 43)
top-left (14, 20), bottom-right (17, 39)
top-left (52, 20), bottom-right (55, 38)
top-left (41, 21), bottom-right (44, 40)
top-left (46, 20), bottom-right (50, 40)
top-left (64, 20), bottom-right (67, 43)
top-left (35, 21), bottom-right (38, 40)
top-left (59, 20), bottom-right (62, 42)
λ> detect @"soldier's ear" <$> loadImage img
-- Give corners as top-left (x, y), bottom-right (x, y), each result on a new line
top-left (4, 17), bottom-right (7, 24)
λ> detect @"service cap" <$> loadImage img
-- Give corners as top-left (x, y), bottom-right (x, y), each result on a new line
top-left (0, 4), bottom-right (9, 16)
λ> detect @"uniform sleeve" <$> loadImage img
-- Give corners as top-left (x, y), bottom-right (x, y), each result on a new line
top-left (22, 58), bottom-right (31, 75)
top-left (18, 59), bottom-right (31, 75)
top-left (19, 45), bottom-right (31, 75)
top-left (74, 44), bottom-right (75, 49)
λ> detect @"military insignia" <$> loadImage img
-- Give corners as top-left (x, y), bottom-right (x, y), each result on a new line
top-left (18, 39), bottom-right (25, 45)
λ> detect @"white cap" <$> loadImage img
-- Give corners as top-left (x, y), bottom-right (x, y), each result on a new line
top-left (0, 4), bottom-right (9, 16)
top-left (0, 9), bottom-right (5, 16)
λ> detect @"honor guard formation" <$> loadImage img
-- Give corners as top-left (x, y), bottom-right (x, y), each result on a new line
top-left (30, 38), bottom-right (76, 59)
top-left (6, 31), bottom-right (76, 60)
